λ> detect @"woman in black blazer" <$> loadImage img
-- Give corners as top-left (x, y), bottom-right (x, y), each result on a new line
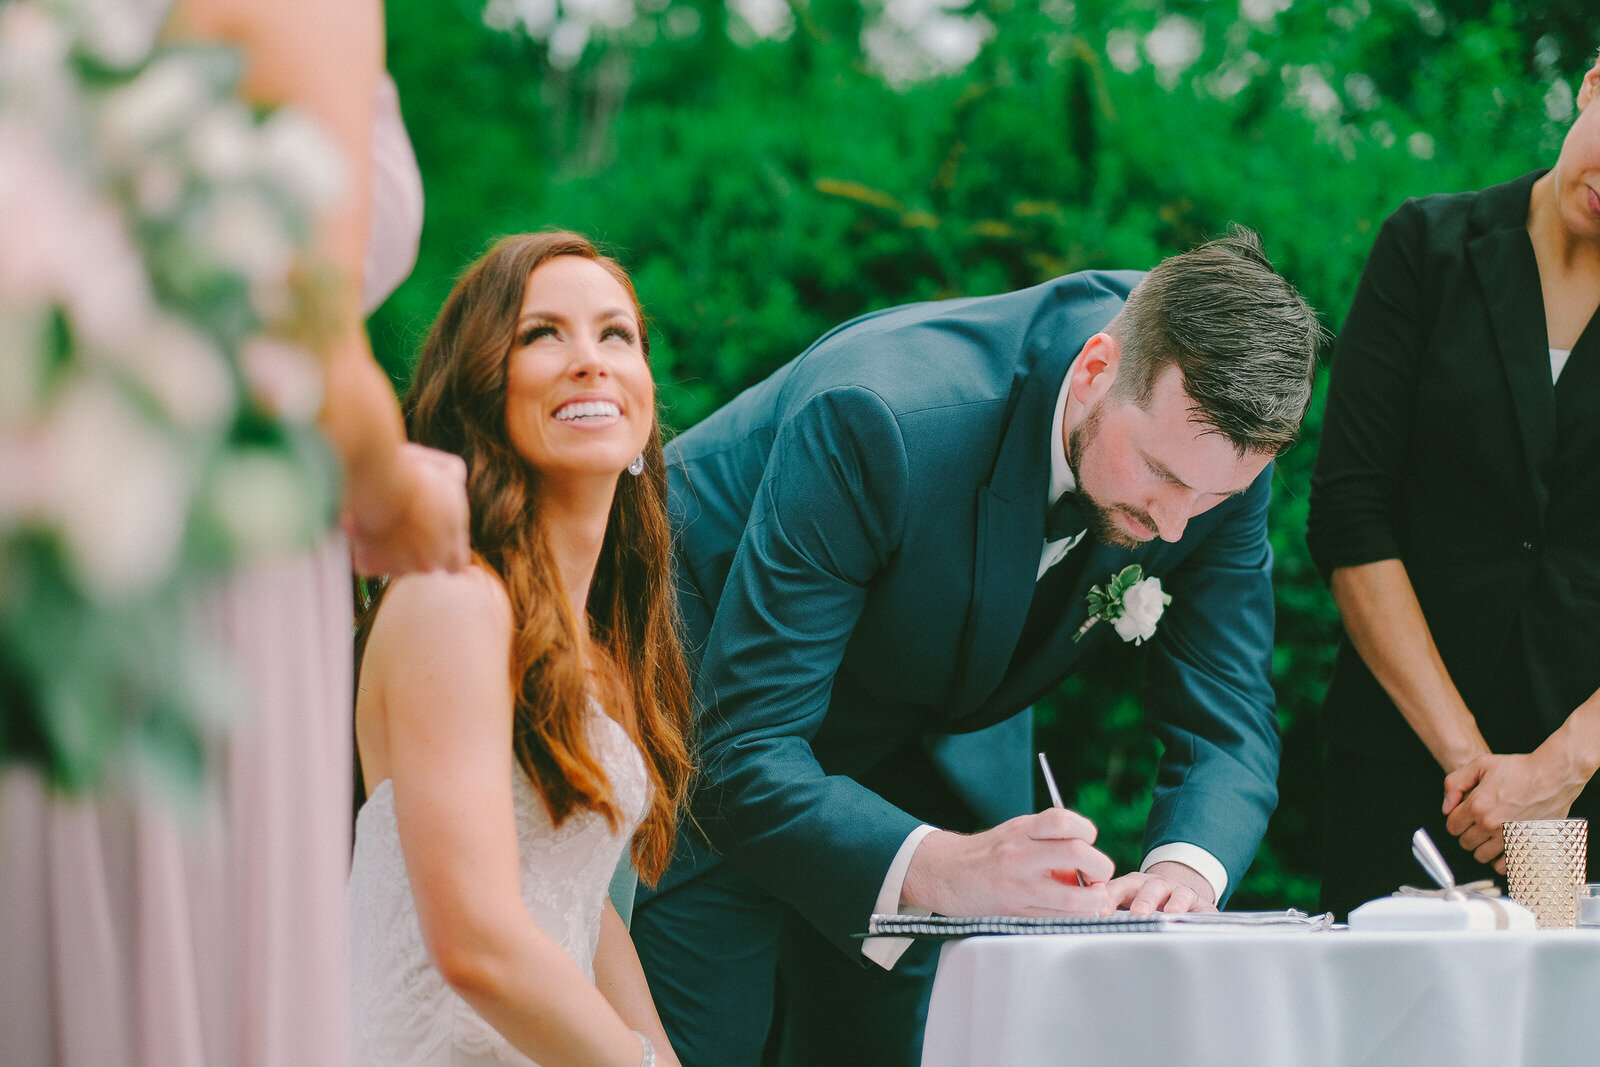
top-left (1308, 51), bottom-right (1600, 918)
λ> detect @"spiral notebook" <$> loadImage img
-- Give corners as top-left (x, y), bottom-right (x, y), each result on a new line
top-left (861, 910), bottom-right (1334, 939)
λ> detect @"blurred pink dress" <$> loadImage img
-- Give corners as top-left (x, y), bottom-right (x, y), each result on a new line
top-left (0, 75), bottom-right (423, 1066)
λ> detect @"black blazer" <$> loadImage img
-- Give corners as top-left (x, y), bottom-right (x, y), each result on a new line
top-left (1308, 171), bottom-right (1600, 760)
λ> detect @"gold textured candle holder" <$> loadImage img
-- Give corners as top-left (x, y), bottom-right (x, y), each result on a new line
top-left (1503, 819), bottom-right (1587, 928)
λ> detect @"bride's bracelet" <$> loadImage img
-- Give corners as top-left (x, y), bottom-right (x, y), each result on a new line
top-left (635, 1031), bottom-right (656, 1067)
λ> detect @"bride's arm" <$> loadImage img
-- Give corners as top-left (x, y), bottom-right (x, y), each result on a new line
top-left (593, 902), bottom-right (681, 1067)
top-left (370, 568), bottom-right (647, 1066)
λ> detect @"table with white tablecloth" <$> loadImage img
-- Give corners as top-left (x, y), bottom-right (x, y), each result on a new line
top-left (921, 928), bottom-right (1600, 1066)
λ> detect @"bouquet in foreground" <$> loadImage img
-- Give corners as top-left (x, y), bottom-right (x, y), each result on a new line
top-left (0, 0), bottom-right (342, 799)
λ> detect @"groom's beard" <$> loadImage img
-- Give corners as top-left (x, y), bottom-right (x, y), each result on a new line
top-left (1067, 400), bottom-right (1160, 550)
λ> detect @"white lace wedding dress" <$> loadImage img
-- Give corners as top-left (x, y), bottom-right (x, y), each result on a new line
top-left (349, 709), bottom-right (650, 1065)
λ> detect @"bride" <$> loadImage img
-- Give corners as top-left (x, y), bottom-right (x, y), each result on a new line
top-left (349, 232), bottom-right (691, 1066)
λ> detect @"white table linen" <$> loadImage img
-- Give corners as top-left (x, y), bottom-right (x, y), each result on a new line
top-left (922, 929), bottom-right (1600, 1066)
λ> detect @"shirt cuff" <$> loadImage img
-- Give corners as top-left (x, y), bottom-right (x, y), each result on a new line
top-left (860, 824), bottom-right (939, 970)
top-left (1141, 843), bottom-right (1228, 903)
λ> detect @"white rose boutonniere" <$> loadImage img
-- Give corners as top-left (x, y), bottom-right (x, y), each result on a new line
top-left (1073, 565), bottom-right (1171, 646)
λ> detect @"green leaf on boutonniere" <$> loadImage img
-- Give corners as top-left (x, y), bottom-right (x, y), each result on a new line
top-left (1074, 564), bottom-right (1150, 642)
top-left (1105, 565), bottom-right (1142, 605)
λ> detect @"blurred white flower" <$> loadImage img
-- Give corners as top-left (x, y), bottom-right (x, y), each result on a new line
top-left (486, 0), bottom-right (555, 37)
top-left (1106, 30), bottom-right (1141, 74)
top-left (1041, 0), bottom-right (1073, 26)
top-left (1533, 35), bottom-right (1561, 75)
top-left (70, 0), bottom-right (166, 69)
top-left (1285, 65), bottom-right (1340, 118)
top-left (0, 120), bottom-right (62, 304)
top-left (548, 19), bottom-right (591, 69)
top-left (0, 2), bottom-right (72, 88)
top-left (42, 377), bottom-right (190, 600)
top-left (249, 275), bottom-right (294, 326)
top-left (662, 6), bottom-right (700, 40)
top-left (915, 14), bottom-right (991, 71)
top-left (100, 55), bottom-right (212, 154)
top-left (482, 0), bottom-right (521, 35)
top-left (0, 428), bottom-right (47, 525)
top-left (188, 101), bottom-right (259, 182)
top-left (1240, 0), bottom-right (1292, 25)
top-left (0, 123), bottom-right (157, 342)
top-left (133, 154), bottom-right (186, 216)
top-left (1144, 15), bottom-right (1202, 84)
top-left (209, 449), bottom-right (314, 559)
top-left (122, 315), bottom-right (237, 433)
top-left (256, 108), bottom-right (345, 213)
top-left (1344, 72), bottom-right (1380, 112)
top-left (729, 0), bottom-right (792, 41)
top-left (1414, 1), bottom-right (1445, 36)
top-left (60, 196), bottom-right (158, 348)
top-left (1205, 63), bottom-right (1253, 100)
top-left (1406, 131), bottom-right (1435, 159)
top-left (241, 336), bottom-right (323, 422)
top-left (863, 0), bottom-right (993, 86)
top-left (1544, 78), bottom-right (1574, 124)
top-left (565, 0), bottom-right (635, 32)
top-left (194, 187), bottom-right (296, 283)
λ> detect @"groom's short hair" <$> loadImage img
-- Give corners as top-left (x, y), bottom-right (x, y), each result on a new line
top-left (1107, 226), bottom-right (1324, 456)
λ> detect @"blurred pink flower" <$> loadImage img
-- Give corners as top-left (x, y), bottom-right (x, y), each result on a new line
top-left (42, 378), bottom-right (189, 600)
top-left (241, 336), bottom-right (322, 422)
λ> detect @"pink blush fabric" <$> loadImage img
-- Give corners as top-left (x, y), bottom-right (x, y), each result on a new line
top-left (0, 536), bottom-right (353, 1066)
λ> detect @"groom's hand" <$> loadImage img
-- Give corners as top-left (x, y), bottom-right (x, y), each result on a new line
top-left (901, 810), bottom-right (1114, 917)
top-left (1106, 861), bottom-right (1217, 915)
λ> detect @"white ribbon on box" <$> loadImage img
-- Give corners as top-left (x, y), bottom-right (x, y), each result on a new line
top-left (1349, 881), bottom-right (1537, 932)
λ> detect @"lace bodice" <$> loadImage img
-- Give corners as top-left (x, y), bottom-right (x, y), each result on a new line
top-left (349, 709), bottom-right (651, 1066)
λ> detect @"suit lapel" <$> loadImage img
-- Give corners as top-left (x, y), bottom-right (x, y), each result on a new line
top-left (948, 278), bottom-right (1130, 717)
top-left (949, 371), bottom-right (1054, 714)
top-left (950, 480), bottom-right (1046, 713)
top-left (962, 538), bottom-right (1145, 730)
top-left (1466, 175), bottom-right (1556, 522)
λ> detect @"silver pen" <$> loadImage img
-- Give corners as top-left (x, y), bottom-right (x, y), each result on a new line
top-left (1037, 751), bottom-right (1065, 809)
top-left (1037, 751), bottom-right (1102, 888)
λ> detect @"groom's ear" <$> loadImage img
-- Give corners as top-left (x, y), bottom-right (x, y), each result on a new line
top-left (1581, 61), bottom-right (1599, 110)
top-left (1070, 332), bottom-right (1121, 406)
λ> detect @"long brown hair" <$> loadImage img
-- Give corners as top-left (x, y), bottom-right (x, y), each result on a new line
top-left (358, 231), bottom-right (692, 884)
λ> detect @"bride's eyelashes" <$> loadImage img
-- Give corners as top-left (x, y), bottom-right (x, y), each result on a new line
top-left (517, 317), bottom-right (638, 349)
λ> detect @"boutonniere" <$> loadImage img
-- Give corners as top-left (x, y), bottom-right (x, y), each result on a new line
top-left (1073, 565), bottom-right (1171, 646)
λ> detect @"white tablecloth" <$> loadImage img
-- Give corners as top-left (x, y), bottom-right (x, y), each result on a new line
top-left (921, 929), bottom-right (1600, 1066)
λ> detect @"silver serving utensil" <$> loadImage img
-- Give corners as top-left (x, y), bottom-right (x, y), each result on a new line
top-left (1412, 828), bottom-right (1460, 896)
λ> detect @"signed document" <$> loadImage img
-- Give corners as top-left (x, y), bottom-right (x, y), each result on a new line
top-left (863, 910), bottom-right (1334, 939)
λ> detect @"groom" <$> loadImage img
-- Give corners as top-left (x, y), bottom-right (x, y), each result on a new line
top-left (632, 229), bottom-right (1323, 1064)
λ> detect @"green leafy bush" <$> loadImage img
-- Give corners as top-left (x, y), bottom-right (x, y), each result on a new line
top-left (379, 0), bottom-right (1592, 909)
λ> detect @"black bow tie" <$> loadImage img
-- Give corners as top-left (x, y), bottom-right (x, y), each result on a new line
top-left (1045, 492), bottom-right (1088, 543)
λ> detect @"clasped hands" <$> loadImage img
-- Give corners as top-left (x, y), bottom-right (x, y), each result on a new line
top-left (1442, 741), bottom-right (1593, 874)
top-left (902, 809), bottom-right (1217, 919)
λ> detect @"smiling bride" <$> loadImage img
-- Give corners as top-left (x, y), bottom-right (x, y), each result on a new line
top-left (348, 232), bottom-right (692, 1066)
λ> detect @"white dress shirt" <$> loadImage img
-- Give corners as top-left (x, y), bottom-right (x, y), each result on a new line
top-left (862, 359), bottom-right (1228, 968)
top-left (1552, 347), bottom-right (1572, 382)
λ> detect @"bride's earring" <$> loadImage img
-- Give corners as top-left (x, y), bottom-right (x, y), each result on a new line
top-left (627, 453), bottom-right (645, 477)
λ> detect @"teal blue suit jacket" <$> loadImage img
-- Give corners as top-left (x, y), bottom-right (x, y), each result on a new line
top-left (659, 271), bottom-right (1280, 955)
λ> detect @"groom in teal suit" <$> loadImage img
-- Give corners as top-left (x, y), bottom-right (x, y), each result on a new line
top-left (632, 230), bottom-right (1323, 1065)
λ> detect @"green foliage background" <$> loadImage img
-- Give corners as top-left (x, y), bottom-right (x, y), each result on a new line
top-left (376, 0), bottom-right (1594, 910)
